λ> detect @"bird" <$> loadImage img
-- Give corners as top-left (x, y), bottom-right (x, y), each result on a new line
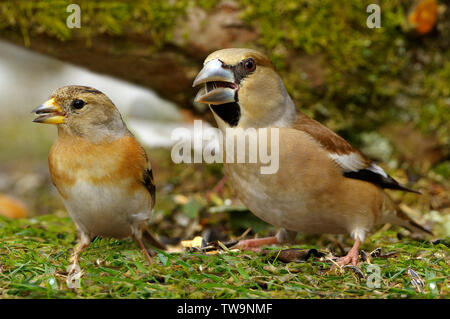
top-left (192, 48), bottom-right (432, 266)
top-left (32, 85), bottom-right (164, 285)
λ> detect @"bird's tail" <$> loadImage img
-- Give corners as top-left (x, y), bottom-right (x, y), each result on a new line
top-left (394, 207), bottom-right (433, 235)
top-left (382, 192), bottom-right (433, 235)
top-left (387, 183), bottom-right (422, 195)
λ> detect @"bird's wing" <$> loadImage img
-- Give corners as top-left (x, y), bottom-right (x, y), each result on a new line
top-left (293, 113), bottom-right (419, 193)
top-left (123, 135), bottom-right (156, 208)
top-left (142, 168), bottom-right (156, 209)
top-left (141, 167), bottom-right (166, 250)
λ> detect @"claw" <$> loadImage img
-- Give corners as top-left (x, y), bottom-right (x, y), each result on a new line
top-left (336, 252), bottom-right (359, 266)
top-left (330, 237), bottom-right (362, 270)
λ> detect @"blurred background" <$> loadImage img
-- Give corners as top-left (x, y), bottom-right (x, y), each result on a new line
top-left (0, 0), bottom-right (448, 242)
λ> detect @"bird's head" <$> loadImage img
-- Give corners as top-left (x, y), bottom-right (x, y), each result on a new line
top-left (32, 86), bottom-right (127, 142)
top-left (193, 48), bottom-right (296, 128)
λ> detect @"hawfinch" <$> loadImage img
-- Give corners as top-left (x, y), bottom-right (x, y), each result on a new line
top-left (193, 48), bottom-right (431, 266)
top-left (32, 86), bottom-right (163, 285)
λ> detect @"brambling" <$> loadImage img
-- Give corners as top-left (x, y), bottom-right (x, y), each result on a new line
top-left (32, 86), bottom-right (163, 285)
top-left (193, 48), bottom-right (431, 266)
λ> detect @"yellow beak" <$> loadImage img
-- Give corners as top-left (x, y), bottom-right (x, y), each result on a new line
top-left (31, 98), bottom-right (66, 124)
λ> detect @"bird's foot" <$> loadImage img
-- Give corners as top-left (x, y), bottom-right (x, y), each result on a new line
top-left (234, 236), bottom-right (279, 251)
top-left (330, 237), bottom-right (362, 270)
top-left (336, 251), bottom-right (359, 266)
top-left (66, 263), bottom-right (83, 289)
top-left (331, 249), bottom-right (360, 270)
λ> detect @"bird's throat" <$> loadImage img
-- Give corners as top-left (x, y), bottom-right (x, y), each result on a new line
top-left (210, 102), bottom-right (241, 127)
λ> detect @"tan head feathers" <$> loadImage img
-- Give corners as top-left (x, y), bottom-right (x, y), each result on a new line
top-left (205, 48), bottom-right (274, 69)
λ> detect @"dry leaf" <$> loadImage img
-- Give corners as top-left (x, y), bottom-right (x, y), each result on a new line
top-left (408, 0), bottom-right (438, 35)
top-left (181, 236), bottom-right (205, 249)
top-left (0, 194), bottom-right (28, 219)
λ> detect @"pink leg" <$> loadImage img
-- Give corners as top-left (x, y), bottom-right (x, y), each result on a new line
top-left (66, 231), bottom-right (91, 289)
top-left (134, 236), bottom-right (153, 265)
top-left (335, 237), bottom-right (361, 267)
top-left (235, 236), bottom-right (279, 251)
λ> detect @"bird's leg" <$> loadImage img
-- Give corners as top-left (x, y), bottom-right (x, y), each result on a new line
top-left (234, 229), bottom-right (296, 251)
top-left (335, 237), bottom-right (362, 267)
top-left (134, 235), bottom-right (154, 265)
top-left (234, 236), bottom-right (279, 251)
top-left (66, 231), bottom-right (90, 288)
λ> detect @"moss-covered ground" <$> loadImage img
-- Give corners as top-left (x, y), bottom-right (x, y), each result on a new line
top-left (0, 214), bottom-right (448, 299)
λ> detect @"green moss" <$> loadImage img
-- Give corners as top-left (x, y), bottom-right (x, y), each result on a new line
top-left (1, 1), bottom-right (448, 147)
top-left (433, 161), bottom-right (450, 179)
top-left (0, 215), bottom-right (448, 298)
top-left (239, 0), bottom-right (449, 145)
top-left (0, 0), bottom-right (193, 46)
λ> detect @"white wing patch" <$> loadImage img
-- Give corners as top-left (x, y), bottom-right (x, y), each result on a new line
top-left (329, 153), bottom-right (390, 179)
top-left (328, 152), bottom-right (366, 172)
top-left (366, 162), bottom-right (388, 178)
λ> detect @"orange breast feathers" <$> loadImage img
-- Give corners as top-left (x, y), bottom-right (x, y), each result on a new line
top-left (48, 135), bottom-right (149, 198)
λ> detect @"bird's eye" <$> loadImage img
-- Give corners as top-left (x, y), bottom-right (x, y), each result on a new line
top-left (244, 58), bottom-right (256, 72)
top-left (72, 99), bottom-right (85, 110)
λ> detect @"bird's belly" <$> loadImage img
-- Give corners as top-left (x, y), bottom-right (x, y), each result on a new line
top-left (225, 164), bottom-right (350, 235)
top-left (60, 179), bottom-right (151, 239)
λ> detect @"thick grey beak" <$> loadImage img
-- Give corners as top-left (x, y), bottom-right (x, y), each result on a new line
top-left (193, 59), bottom-right (237, 105)
top-left (192, 59), bottom-right (234, 87)
top-left (194, 86), bottom-right (235, 105)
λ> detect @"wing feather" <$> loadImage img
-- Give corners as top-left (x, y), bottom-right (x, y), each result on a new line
top-left (293, 113), bottom-right (419, 193)
top-left (142, 168), bottom-right (156, 209)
